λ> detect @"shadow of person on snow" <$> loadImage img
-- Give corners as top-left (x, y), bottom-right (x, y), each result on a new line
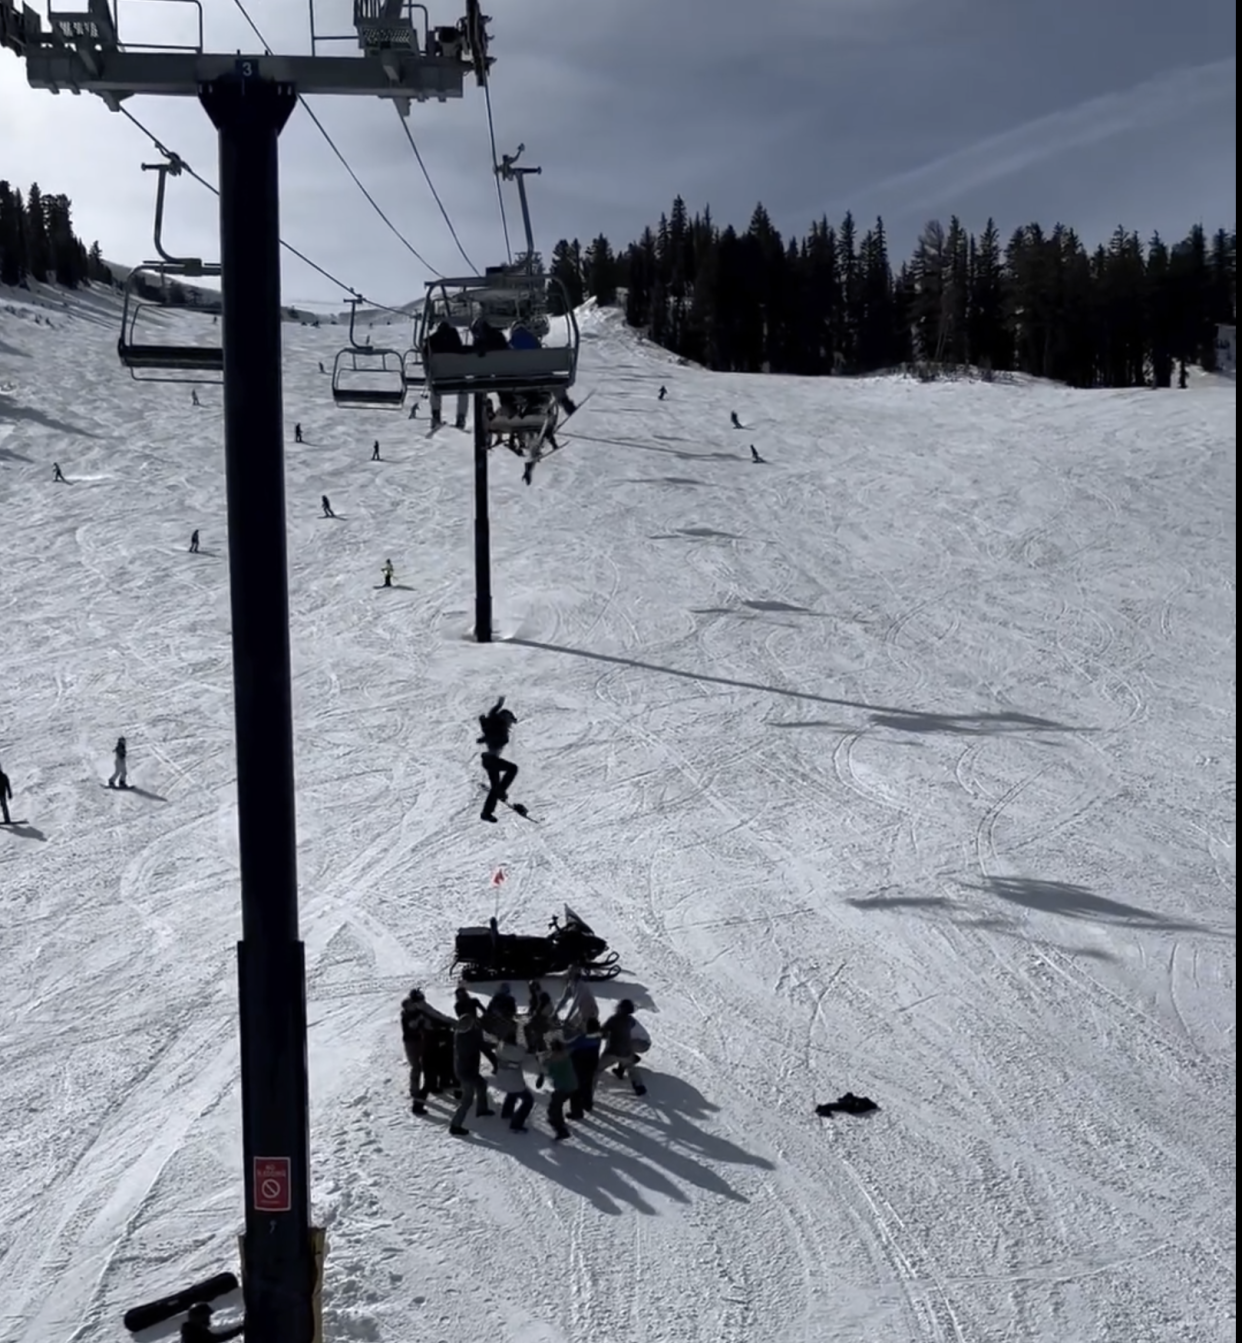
top-left (2, 822), bottom-right (48, 841)
top-left (127, 786), bottom-right (169, 803)
top-left (373, 583), bottom-right (417, 591)
top-left (498, 1073), bottom-right (771, 1214)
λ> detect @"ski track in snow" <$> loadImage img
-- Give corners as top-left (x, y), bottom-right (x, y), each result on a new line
top-left (0, 287), bottom-right (1236, 1342)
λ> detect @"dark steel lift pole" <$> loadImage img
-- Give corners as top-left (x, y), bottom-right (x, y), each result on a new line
top-left (473, 391), bottom-right (493, 642)
top-left (200, 72), bottom-right (314, 1341)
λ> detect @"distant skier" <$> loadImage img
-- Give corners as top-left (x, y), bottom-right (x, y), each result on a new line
top-left (371, 440), bottom-right (381, 461)
top-left (180, 1301), bottom-right (243, 1342)
top-left (107, 736), bottom-right (129, 789)
top-left (191, 389), bottom-right (200, 408)
top-left (730, 411), bottom-right (742, 429)
top-left (189, 529), bottom-right (200, 553)
top-left (408, 401), bottom-right (419, 419)
top-left (318, 360), bottom-right (326, 374)
top-left (381, 558), bottom-right (394, 588)
top-left (0, 761), bottom-right (12, 825)
top-left (52, 461), bottom-right (66, 483)
top-left (658, 385), bottom-right (667, 401)
top-left (750, 445), bottom-right (764, 464)
top-left (294, 423), bottom-right (304, 444)
top-left (321, 495), bottom-right (335, 518)
top-left (477, 696), bottom-right (519, 822)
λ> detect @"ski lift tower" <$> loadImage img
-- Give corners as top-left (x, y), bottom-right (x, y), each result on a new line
top-left (0, 1), bottom-right (493, 1336)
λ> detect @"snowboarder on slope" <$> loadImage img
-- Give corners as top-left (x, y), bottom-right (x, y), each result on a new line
top-left (477, 696), bottom-right (519, 822)
top-left (381, 558), bottom-right (394, 588)
top-left (321, 495), bottom-right (335, 518)
top-left (52, 461), bottom-right (66, 483)
top-left (189, 529), bottom-right (200, 553)
top-left (108, 736), bottom-right (129, 789)
top-left (181, 1301), bottom-right (243, 1342)
top-left (0, 762), bottom-right (12, 825)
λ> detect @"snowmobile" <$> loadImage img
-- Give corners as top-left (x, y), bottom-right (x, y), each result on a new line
top-left (453, 905), bottom-right (621, 983)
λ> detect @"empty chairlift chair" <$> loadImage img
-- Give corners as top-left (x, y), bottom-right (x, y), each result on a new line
top-left (331, 298), bottom-right (409, 409)
top-left (116, 157), bottom-right (223, 383)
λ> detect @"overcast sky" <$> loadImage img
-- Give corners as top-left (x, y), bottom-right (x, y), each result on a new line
top-left (1, 0), bottom-right (1235, 307)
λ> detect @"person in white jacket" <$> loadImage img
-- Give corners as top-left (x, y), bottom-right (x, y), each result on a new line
top-left (492, 1028), bottom-right (535, 1132)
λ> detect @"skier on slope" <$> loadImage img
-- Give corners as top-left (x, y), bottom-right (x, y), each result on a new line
top-left (52, 461), bottom-right (66, 483)
top-left (0, 760), bottom-right (13, 825)
top-left (730, 411), bottom-right (742, 429)
top-left (477, 696), bottom-right (520, 822)
top-left (381, 558), bottom-right (395, 588)
top-left (189, 529), bottom-right (200, 553)
top-left (107, 736), bottom-right (130, 789)
top-left (658, 385), bottom-right (667, 401)
top-left (750, 445), bottom-right (764, 464)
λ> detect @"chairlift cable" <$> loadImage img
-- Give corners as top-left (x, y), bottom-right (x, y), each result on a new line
top-left (393, 106), bottom-right (477, 273)
top-left (482, 80), bottom-right (513, 265)
top-left (229, 0), bottom-right (443, 275)
top-left (116, 105), bottom-right (406, 317)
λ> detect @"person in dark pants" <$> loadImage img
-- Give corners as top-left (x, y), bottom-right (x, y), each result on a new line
top-left (189, 529), bottom-right (200, 553)
top-left (372, 440), bottom-right (381, 461)
top-left (477, 696), bottom-right (518, 822)
top-left (567, 1018), bottom-right (602, 1118)
top-left (321, 495), bottom-right (335, 518)
top-left (53, 461), bottom-right (66, 483)
top-left (658, 385), bottom-right (667, 401)
top-left (294, 423), bottom-right (304, 443)
top-left (449, 1000), bottom-right (496, 1135)
top-left (0, 762), bottom-right (12, 825)
top-left (542, 1038), bottom-right (578, 1139)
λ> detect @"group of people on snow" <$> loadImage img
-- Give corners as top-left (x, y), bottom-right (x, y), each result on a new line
top-left (400, 974), bottom-right (650, 1140)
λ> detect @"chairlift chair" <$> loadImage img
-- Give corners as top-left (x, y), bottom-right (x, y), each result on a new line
top-left (117, 263), bottom-right (225, 383)
top-left (116, 157), bottom-right (224, 382)
top-left (331, 298), bottom-right (409, 409)
top-left (417, 273), bottom-right (580, 399)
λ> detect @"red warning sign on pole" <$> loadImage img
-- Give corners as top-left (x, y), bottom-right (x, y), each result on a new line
top-left (253, 1157), bottom-right (292, 1213)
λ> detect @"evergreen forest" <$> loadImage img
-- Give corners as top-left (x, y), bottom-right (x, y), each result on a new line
top-left (550, 203), bottom-right (1237, 388)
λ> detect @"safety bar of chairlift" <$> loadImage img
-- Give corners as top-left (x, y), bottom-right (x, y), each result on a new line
top-left (332, 385), bottom-right (408, 408)
top-left (422, 347), bottom-right (576, 396)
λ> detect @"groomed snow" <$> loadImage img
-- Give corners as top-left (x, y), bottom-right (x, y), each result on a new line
top-left (0, 285), bottom-right (1235, 1343)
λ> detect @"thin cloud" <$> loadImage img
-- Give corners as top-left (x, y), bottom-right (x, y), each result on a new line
top-left (855, 57), bottom-right (1236, 215)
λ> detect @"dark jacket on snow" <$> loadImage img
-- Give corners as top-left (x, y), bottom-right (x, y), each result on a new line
top-left (477, 697), bottom-right (517, 753)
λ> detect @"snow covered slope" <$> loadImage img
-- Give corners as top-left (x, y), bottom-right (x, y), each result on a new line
top-left (0, 286), bottom-right (1235, 1343)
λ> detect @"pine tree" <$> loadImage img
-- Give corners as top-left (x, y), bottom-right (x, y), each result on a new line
top-left (24, 183), bottom-right (51, 283)
top-left (583, 234), bottom-right (617, 305)
top-left (0, 181), bottom-right (25, 286)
